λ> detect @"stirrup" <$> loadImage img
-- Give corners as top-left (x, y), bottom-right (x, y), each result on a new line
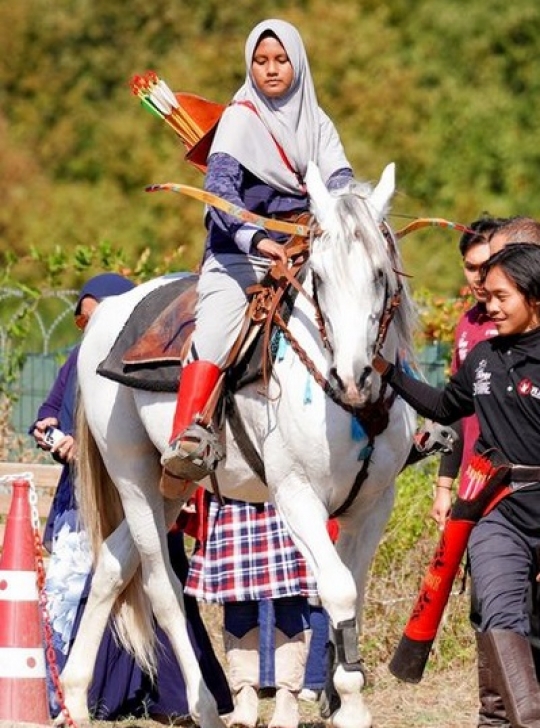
top-left (415, 420), bottom-right (458, 456)
top-left (161, 422), bottom-right (224, 481)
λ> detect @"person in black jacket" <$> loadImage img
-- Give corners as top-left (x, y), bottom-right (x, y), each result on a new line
top-left (374, 243), bottom-right (540, 727)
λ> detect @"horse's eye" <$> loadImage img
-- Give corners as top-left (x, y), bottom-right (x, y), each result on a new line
top-left (374, 268), bottom-right (385, 284)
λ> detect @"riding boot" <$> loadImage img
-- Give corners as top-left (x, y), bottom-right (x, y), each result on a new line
top-left (161, 360), bottom-right (224, 481)
top-left (269, 628), bottom-right (312, 728)
top-left (475, 632), bottom-right (509, 726)
top-left (223, 628), bottom-right (260, 728)
top-left (479, 630), bottom-right (540, 727)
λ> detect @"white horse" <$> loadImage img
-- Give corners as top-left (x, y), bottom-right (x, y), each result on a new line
top-left (60, 162), bottom-right (417, 728)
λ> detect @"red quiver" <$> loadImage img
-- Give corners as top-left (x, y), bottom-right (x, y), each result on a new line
top-left (389, 452), bottom-right (510, 683)
top-left (177, 93), bottom-right (225, 172)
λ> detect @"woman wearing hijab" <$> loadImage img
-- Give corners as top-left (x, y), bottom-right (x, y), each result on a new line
top-left (161, 18), bottom-right (353, 481)
top-left (31, 273), bottom-right (232, 721)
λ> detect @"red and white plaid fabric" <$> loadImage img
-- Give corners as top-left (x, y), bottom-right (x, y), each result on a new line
top-left (185, 498), bottom-right (317, 603)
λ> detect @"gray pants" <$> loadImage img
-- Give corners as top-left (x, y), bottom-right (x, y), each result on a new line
top-left (189, 253), bottom-right (270, 368)
top-left (469, 508), bottom-right (540, 635)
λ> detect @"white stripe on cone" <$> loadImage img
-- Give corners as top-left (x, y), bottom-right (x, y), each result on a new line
top-left (0, 570), bottom-right (38, 601)
top-left (0, 647), bottom-right (46, 678)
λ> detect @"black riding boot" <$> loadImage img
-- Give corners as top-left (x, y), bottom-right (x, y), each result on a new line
top-left (479, 630), bottom-right (540, 727)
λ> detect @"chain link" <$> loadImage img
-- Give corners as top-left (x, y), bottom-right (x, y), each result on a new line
top-left (0, 472), bottom-right (77, 727)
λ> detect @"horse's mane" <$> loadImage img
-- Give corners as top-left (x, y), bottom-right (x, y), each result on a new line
top-left (320, 181), bottom-right (418, 362)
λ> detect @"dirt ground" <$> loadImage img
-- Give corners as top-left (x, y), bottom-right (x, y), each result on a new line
top-left (0, 604), bottom-right (480, 728)
top-left (91, 602), bottom-right (479, 728)
top-left (0, 664), bottom-right (480, 728)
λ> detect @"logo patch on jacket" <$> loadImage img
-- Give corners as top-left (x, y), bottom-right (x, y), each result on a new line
top-left (473, 359), bottom-right (491, 396)
top-left (517, 378), bottom-right (540, 398)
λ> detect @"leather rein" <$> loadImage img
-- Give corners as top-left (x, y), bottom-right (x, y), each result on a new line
top-left (263, 222), bottom-right (404, 518)
top-left (150, 182), bottom-right (412, 516)
top-left (268, 221), bottom-right (403, 428)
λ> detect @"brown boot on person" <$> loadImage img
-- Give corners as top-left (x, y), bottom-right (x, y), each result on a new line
top-left (475, 632), bottom-right (509, 726)
top-left (479, 629), bottom-right (540, 727)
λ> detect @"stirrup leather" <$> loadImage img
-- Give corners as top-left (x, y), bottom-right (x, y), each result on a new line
top-left (161, 422), bottom-right (224, 480)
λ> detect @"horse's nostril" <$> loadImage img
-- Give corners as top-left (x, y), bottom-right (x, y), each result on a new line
top-left (358, 366), bottom-right (372, 388)
top-left (330, 367), bottom-right (344, 390)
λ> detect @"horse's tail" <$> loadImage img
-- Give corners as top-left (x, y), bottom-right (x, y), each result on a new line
top-left (76, 394), bottom-right (157, 676)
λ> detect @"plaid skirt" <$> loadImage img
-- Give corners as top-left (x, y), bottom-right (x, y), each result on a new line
top-left (185, 498), bottom-right (317, 604)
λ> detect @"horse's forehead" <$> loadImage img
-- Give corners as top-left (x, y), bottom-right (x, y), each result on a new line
top-left (311, 246), bottom-right (384, 296)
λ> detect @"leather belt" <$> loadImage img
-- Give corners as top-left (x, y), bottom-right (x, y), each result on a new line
top-left (509, 464), bottom-right (540, 482)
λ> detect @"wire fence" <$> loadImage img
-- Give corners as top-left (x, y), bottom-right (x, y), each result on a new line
top-left (9, 351), bottom-right (74, 441)
top-left (0, 287), bottom-right (78, 450)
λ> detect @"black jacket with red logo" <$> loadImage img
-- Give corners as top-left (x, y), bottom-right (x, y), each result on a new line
top-left (386, 326), bottom-right (540, 534)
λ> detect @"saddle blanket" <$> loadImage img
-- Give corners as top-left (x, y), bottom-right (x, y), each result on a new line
top-left (98, 275), bottom-right (196, 392)
top-left (97, 270), bottom-right (300, 394)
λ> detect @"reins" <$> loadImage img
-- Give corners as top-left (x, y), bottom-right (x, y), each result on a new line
top-left (148, 182), bottom-right (464, 515)
top-left (271, 223), bottom-right (404, 428)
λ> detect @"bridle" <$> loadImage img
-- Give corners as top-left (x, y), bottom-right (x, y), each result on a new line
top-left (284, 220), bottom-right (406, 519)
top-left (270, 218), bottom-right (405, 433)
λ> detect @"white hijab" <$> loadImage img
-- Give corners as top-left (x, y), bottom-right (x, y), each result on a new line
top-left (209, 18), bottom-right (351, 195)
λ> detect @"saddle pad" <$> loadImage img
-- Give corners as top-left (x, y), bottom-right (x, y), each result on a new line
top-left (97, 275), bottom-right (197, 392)
top-left (97, 267), bottom-right (304, 394)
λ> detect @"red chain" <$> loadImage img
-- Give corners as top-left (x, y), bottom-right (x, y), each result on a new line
top-left (33, 525), bottom-right (78, 728)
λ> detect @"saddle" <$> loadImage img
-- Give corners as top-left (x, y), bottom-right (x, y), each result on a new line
top-left (97, 221), bottom-right (311, 486)
top-left (98, 223), bottom-right (311, 398)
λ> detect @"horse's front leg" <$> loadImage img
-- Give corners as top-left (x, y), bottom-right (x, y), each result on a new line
top-left (56, 520), bottom-right (139, 726)
top-left (274, 485), bottom-right (372, 728)
top-left (325, 483), bottom-right (396, 728)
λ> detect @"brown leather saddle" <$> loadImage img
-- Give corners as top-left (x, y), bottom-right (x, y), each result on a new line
top-left (122, 282), bottom-right (196, 367)
top-left (97, 230), bottom-right (310, 397)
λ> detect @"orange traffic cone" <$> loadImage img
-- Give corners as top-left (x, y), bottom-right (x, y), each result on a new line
top-left (0, 478), bottom-right (50, 724)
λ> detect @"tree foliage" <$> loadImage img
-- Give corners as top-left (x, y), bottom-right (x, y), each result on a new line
top-left (1, 0), bottom-right (539, 294)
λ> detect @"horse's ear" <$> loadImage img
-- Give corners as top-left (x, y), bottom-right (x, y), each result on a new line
top-left (305, 161), bottom-right (332, 225)
top-left (369, 163), bottom-right (396, 220)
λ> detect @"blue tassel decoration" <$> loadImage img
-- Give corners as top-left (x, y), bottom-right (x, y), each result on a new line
top-left (303, 375), bottom-right (313, 404)
top-left (357, 443), bottom-right (373, 461)
top-left (277, 332), bottom-right (288, 361)
top-left (351, 417), bottom-right (366, 441)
